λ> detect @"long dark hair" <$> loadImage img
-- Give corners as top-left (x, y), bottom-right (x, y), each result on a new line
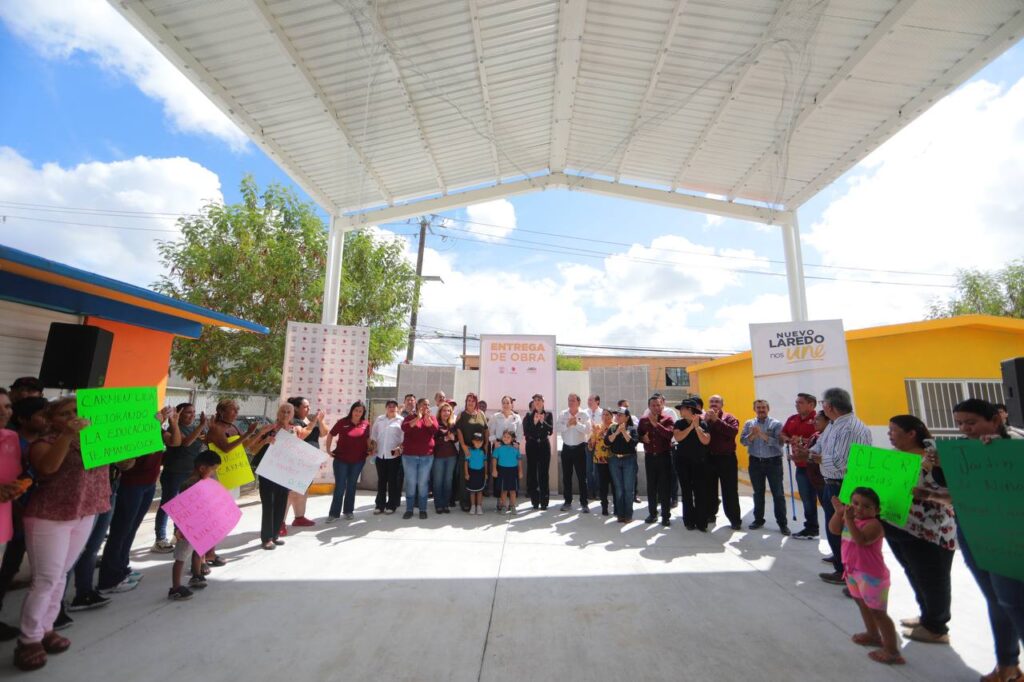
top-left (889, 414), bottom-right (932, 448)
top-left (345, 400), bottom-right (367, 424)
top-left (953, 398), bottom-right (1009, 438)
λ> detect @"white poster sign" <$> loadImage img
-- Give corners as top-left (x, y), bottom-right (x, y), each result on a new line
top-left (255, 430), bottom-right (329, 494)
top-left (281, 321), bottom-right (369, 483)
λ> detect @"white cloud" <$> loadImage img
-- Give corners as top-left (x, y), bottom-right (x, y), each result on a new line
top-left (0, 147), bottom-right (223, 286)
top-left (803, 76), bottom-right (1024, 322)
top-left (0, 0), bottom-right (248, 150)
top-left (462, 199), bottom-right (517, 241)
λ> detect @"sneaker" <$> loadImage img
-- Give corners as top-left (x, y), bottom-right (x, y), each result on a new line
top-left (98, 577), bottom-right (139, 594)
top-left (167, 586), bottom-right (193, 601)
top-left (53, 609), bottom-right (73, 631)
top-left (127, 571), bottom-right (143, 582)
top-left (374, 509), bottom-right (384, 515)
top-left (819, 571), bottom-right (845, 585)
top-left (292, 516), bottom-right (315, 527)
top-left (822, 555), bottom-right (835, 564)
top-left (206, 556), bottom-right (227, 568)
top-left (344, 513), bottom-right (354, 520)
top-left (419, 511), bottom-right (428, 520)
top-left (792, 528), bottom-right (818, 540)
top-left (780, 527), bottom-right (791, 536)
top-left (403, 511), bottom-right (414, 520)
top-left (151, 539), bottom-right (175, 553)
top-left (748, 520), bottom-right (766, 530)
top-left (67, 591), bottom-right (111, 612)
top-left (509, 506), bottom-right (517, 516)
top-left (560, 504), bottom-right (571, 512)
top-left (660, 518), bottom-right (671, 527)
top-left (279, 523), bottom-right (288, 536)
top-left (188, 576), bottom-right (208, 589)
top-left (384, 509), bottom-right (395, 515)
top-left (580, 506), bottom-right (589, 514)
top-left (327, 516), bottom-right (340, 523)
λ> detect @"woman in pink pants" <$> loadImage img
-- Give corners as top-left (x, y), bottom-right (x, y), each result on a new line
top-left (16, 397), bottom-right (110, 671)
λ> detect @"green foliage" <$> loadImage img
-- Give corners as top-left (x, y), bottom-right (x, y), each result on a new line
top-left (155, 176), bottom-right (416, 392)
top-left (556, 352), bottom-right (583, 371)
top-left (928, 260), bottom-right (1024, 320)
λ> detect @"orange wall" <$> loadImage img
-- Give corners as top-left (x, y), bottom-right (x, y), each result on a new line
top-left (85, 317), bottom-right (174, 404)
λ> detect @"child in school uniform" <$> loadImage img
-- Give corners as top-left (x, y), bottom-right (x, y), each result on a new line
top-left (168, 450), bottom-right (221, 601)
top-left (464, 432), bottom-right (487, 515)
top-left (492, 430), bottom-right (523, 515)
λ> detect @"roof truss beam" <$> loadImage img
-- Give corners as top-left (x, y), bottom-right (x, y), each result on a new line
top-left (339, 172), bottom-right (788, 228)
top-left (113, 0), bottom-right (338, 213)
top-left (671, 0), bottom-right (797, 191)
top-left (549, 0), bottom-right (588, 173)
top-left (249, 0), bottom-right (393, 205)
top-left (614, 0), bottom-right (690, 182)
top-left (467, 0), bottom-right (502, 179)
top-left (727, 0), bottom-right (919, 199)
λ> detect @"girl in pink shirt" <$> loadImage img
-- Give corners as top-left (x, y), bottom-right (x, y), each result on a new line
top-left (829, 487), bottom-right (904, 666)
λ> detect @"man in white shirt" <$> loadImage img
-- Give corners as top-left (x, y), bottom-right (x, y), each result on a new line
top-left (556, 393), bottom-right (592, 512)
top-left (369, 399), bottom-right (405, 514)
top-left (585, 395), bottom-right (603, 495)
top-left (430, 391), bottom-right (448, 417)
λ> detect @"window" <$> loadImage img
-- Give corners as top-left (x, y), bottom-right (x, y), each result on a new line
top-left (904, 378), bottom-right (1003, 438)
top-left (665, 367), bottom-right (690, 388)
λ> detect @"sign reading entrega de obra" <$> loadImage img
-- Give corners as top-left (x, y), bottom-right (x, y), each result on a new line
top-left (488, 341), bottom-right (548, 363)
top-left (766, 327), bottom-right (827, 364)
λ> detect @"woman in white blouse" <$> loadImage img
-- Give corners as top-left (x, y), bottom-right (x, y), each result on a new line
top-left (488, 396), bottom-right (523, 510)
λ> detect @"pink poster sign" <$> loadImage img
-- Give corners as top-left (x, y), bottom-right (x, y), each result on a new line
top-left (161, 478), bottom-right (242, 556)
top-left (478, 334), bottom-right (556, 415)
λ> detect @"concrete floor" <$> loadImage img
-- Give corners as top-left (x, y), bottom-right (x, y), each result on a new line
top-left (0, 488), bottom-right (996, 681)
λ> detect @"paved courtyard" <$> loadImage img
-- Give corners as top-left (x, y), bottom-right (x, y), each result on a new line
top-left (0, 488), bottom-right (993, 681)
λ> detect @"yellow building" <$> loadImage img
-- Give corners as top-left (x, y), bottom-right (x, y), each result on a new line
top-left (688, 315), bottom-right (1024, 468)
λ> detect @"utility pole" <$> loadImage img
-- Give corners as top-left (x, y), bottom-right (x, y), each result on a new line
top-left (405, 217), bottom-right (428, 364)
top-left (462, 324), bottom-right (467, 370)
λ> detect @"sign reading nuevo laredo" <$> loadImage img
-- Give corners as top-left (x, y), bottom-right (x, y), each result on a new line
top-left (478, 334), bottom-right (556, 417)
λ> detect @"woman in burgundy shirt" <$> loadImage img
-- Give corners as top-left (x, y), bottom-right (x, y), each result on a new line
top-left (325, 401), bottom-right (371, 521)
top-left (401, 398), bottom-right (436, 520)
top-left (16, 397), bottom-right (109, 671)
top-left (431, 403), bottom-right (458, 514)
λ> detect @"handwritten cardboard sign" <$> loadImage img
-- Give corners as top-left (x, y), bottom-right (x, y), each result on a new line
top-left (210, 435), bottom-right (255, 490)
top-left (256, 430), bottom-right (328, 493)
top-left (77, 387), bottom-right (163, 469)
top-left (161, 478), bottom-right (242, 556)
top-left (839, 444), bottom-right (921, 527)
top-left (938, 438), bottom-right (1024, 581)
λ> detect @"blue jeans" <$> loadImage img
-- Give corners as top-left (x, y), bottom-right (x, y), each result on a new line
top-left (402, 455), bottom-right (434, 512)
top-left (329, 459), bottom-right (365, 517)
top-left (608, 456), bottom-right (637, 520)
top-left (155, 469), bottom-right (191, 541)
top-left (70, 490), bottom-right (116, 597)
top-left (749, 456), bottom-right (787, 528)
top-left (97, 482), bottom-right (155, 589)
top-left (585, 447), bottom-right (598, 495)
top-left (794, 467), bottom-right (819, 533)
top-left (431, 457), bottom-right (456, 511)
top-left (818, 480), bottom-right (844, 573)
top-left (960, 527), bottom-right (1024, 666)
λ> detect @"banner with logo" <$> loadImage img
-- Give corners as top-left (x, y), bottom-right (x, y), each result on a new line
top-left (281, 322), bottom-right (370, 483)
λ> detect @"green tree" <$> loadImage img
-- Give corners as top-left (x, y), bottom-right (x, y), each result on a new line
top-left (928, 260), bottom-right (1024, 319)
top-left (556, 352), bottom-right (583, 371)
top-left (156, 176), bottom-right (416, 392)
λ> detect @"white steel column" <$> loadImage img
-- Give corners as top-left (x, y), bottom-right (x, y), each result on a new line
top-left (780, 213), bottom-right (809, 321)
top-left (321, 215), bottom-right (345, 325)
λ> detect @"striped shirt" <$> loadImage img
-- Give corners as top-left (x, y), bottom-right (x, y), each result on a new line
top-left (810, 412), bottom-right (872, 479)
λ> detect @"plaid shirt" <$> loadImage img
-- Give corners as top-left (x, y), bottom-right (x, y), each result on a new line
top-left (809, 412), bottom-right (872, 479)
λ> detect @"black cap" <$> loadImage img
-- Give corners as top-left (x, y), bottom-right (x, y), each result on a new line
top-left (677, 399), bottom-right (699, 411)
top-left (471, 432), bottom-right (484, 441)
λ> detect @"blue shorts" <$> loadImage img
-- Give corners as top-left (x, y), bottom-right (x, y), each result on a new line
top-left (467, 468), bottom-right (485, 492)
top-left (498, 466), bottom-right (519, 492)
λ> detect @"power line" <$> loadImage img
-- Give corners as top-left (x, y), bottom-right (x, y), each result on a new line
top-left (1, 214), bottom-right (180, 233)
top-left (0, 200), bottom-right (199, 219)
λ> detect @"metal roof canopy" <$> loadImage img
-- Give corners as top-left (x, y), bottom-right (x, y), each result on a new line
top-left (113, 0), bottom-right (1024, 325)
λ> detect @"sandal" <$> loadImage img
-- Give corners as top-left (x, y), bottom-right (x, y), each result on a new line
top-left (41, 631), bottom-right (70, 654)
top-left (868, 649), bottom-right (906, 665)
top-left (851, 632), bottom-right (882, 647)
top-left (13, 641), bottom-right (47, 671)
top-left (980, 666), bottom-right (1024, 682)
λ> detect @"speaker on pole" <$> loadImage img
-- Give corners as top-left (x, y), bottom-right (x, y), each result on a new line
top-left (38, 323), bottom-right (114, 389)
top-left (1002, 357), bottom-right (1024, 429)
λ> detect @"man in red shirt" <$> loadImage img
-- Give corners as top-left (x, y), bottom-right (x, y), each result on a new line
top-left (639, 395), bottom-right (675, 526)
top-left (780, 393), bottom-right (820, 540)
top-left (704, 394), bottom-right (742, 530)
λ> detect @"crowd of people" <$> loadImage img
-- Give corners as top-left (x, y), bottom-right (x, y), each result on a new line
top-left (0, 376), bottom-right (1021, 679)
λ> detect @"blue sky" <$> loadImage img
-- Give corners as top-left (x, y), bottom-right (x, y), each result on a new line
top-left (2, 2), bottom-right (1023, 367)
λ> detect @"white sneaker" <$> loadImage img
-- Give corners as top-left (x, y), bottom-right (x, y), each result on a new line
top-left (98, 577), bottom-right (139, 594)
top-left (151, 539), bottom-right (175, 553)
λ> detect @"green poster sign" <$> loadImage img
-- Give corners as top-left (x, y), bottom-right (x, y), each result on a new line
top-left (77, 387), bottom-right (164, 469)
top-left (938, 438), bottom-right (1024, 581)
top-left (839, 444), bottom-right (921, 527)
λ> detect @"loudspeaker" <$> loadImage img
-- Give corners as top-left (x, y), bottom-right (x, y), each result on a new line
top-left (38, 323), bottom-right (113, 389)
top-left (1002, 357), bottom-right (1024, 429)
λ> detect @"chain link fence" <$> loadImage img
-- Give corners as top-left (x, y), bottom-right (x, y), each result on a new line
top-left (165, 386), bottom-right (279, 419)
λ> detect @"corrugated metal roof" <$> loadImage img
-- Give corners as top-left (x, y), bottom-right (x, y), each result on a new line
top-left (113, 0), bottom-right (1024, 218)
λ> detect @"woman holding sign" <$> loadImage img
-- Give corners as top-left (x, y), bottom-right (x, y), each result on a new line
top-left (941, 399), bottom-right (1024, 682)
top-left (285, 396), bottom-right (327, 529)
top-left (252, 403), bottom-right (297, 551)
top-left (884, 415), bottom-right (956, 645)
top-left (16, 397), bottom-right (109, 671)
